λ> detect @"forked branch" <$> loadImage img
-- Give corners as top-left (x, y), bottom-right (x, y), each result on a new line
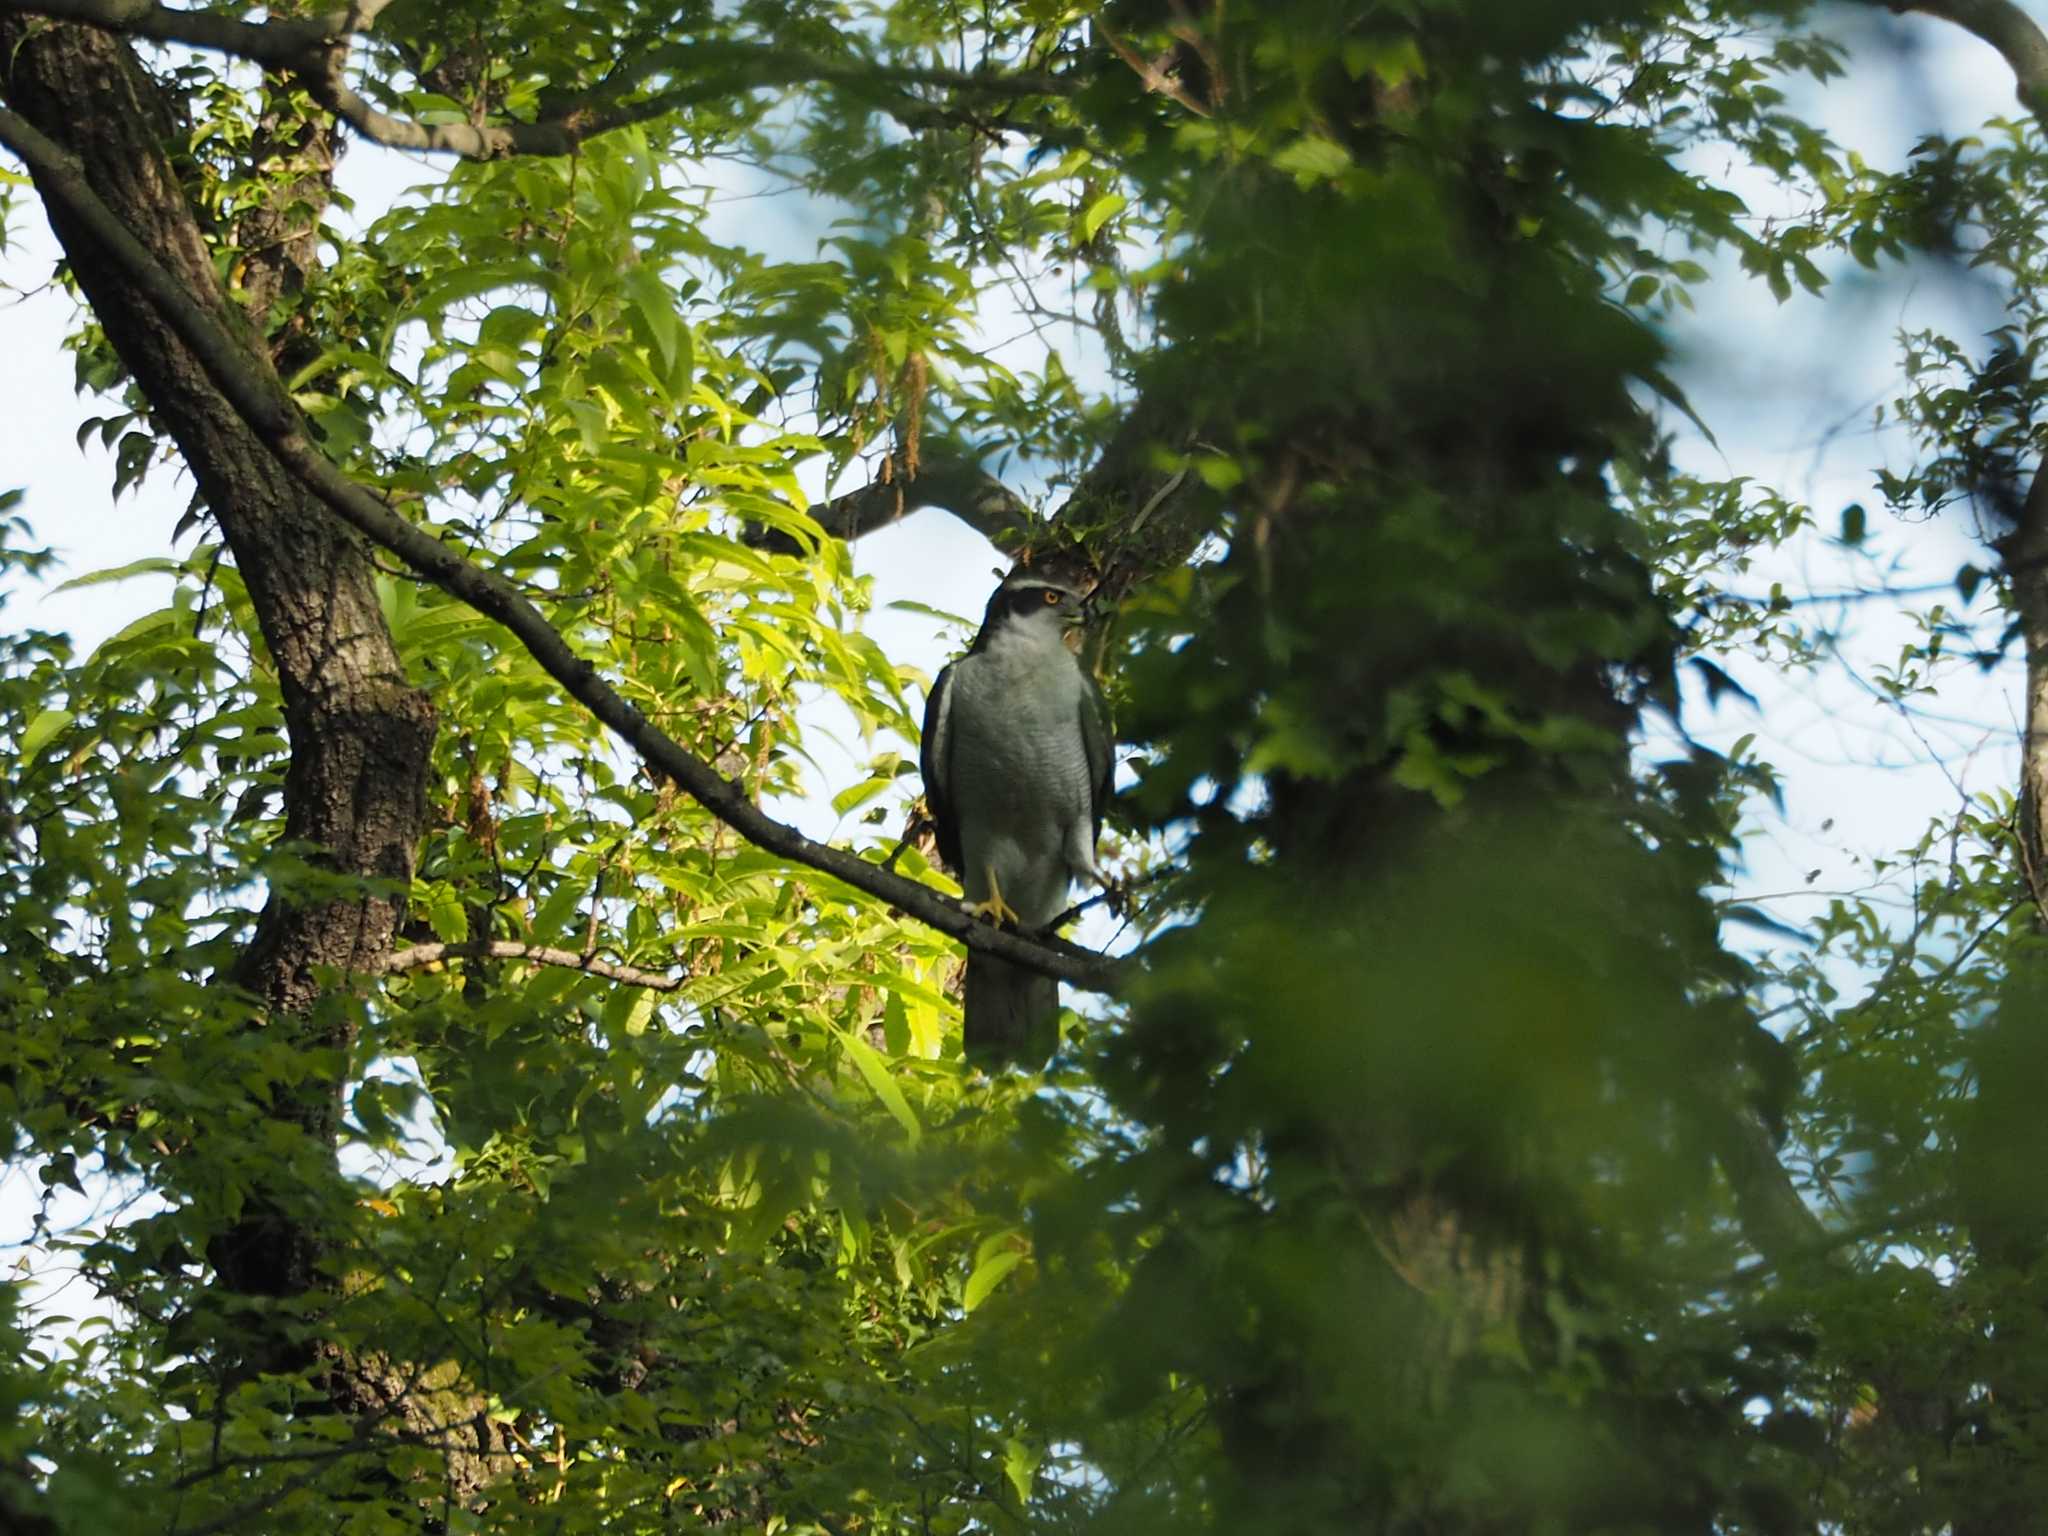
top-left (747, 455), bottom-right (1036, 554)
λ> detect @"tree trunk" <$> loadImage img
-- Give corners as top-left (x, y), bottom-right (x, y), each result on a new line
top-left (0, 16), bottom-right (505, 1508)
top-left (1951, 460), bottom-right (2048, 1534)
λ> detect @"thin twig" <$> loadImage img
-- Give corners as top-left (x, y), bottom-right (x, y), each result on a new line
top-left (1039, 864), bottom-right (1175, 933)
top-left (381, 940), bottom-right (683, 990)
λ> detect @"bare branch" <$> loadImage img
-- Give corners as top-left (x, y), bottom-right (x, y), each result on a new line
top-left (751, 454), bottom-right (1037, 554)
top-left (0, 101), bottom-right (1121, 994)
top-left (382, 941), bottom-right (688, 991)
top-left (1881, 0), bottom-right (2048, 121)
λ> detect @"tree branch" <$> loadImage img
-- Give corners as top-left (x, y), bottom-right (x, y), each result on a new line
top-left (293, 59), bottom-right (645, 159)
top-left (1709, 1101), bottom-right (1828, 1266)
top-left (317, 51), bottom-right (1069, 158)
top-left (1881, 0), bottom-right (2048, 121)
top-left (0, 0), bottom-right (381, 62)
top-left (1998, 458), bottom-right (2048, 926)
top-left (551, 39), bottom-right (1072, 115)
top-left (382, 940), bottom-right (688, 991)
top-left (751, 453), bottom-right (1037, 554)
top-left (0, 101), bottom-right (1122, 994)
top-left (0, 0), bottom-right (1069, 158)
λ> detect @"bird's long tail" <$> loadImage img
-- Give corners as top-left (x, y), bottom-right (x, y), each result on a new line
top-left (964, 952), bottom-right (1059, 1068)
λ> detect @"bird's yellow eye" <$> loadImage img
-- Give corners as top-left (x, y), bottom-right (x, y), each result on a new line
top-left (1043, 589), bottom-right (1061, 605)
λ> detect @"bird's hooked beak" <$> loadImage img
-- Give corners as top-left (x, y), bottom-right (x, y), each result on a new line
top-left (1062, 587), bottom-right (1097, 652)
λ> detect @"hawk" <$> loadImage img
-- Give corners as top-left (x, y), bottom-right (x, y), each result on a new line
top-left (920, 572), bottom-right (1112, 1065)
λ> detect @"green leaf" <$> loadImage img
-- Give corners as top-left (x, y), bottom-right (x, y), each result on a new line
top-left (886, 599), bottom-right (974, 630)
top-left (19, 707), bottom-right (72, 760)
top-left (831, 776), bottom-right (893, 816)
top-left (1348, 34), bottom-right (1425, 87)
top-left (1639, 365), bottom-right (1718, 449)
top-left (50, 557), bottom-right (179, 594)
top-left (408, 261), bottom-right (555, 324)
top-left (622, 262), bottom-right (687, 382)
top-left (566, 398), bottom-right (609, 453)
top-left (837, 1027), bottom-right (920, 1145)
top-left (1271, 135), bottom-right (1353, 184)
top-left (1721, 904), bottom-right (1811, 943)
top-left (1079, 192), bottom-right (1126, 243)
top-left (83, 607), bottom-right (181, 668)
top-left (530, 880), bottom-right (588, 944)
top-left (964, 1247), bottom-right (1024, 1312)
top-left (1003, 1437), bottom-right (1039, 1504)
top-left (605, 988), bottom-right (656, 1038)
top-left (419, 882), bottom-right (468, 943)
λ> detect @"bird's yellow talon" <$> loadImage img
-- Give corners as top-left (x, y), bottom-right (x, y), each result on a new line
top-left (966, 869), bottom-right (1024, 928)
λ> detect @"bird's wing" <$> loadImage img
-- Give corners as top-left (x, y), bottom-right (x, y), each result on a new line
top-left (1079, 674), bottom-right (1113, 838)
top-left (920, 662), bottom-right (964, 874)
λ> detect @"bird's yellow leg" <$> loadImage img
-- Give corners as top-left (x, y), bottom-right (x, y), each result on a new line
top-left (965, 865), bottom-right (1024, 928)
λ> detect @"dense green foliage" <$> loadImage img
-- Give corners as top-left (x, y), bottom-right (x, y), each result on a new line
top-left (3, 0), bottom-right (2046, 1532)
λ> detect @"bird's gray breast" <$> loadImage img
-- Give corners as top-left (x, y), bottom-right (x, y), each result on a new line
top-left (944, 633), bottom-right (1095, 925)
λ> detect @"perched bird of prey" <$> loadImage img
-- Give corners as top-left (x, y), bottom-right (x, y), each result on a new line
top-left (921, 571), bottom-right (1113, 1065)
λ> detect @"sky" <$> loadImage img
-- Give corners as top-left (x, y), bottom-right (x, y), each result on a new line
top-left (1, 5), bottom-right (2040, 1328)
top-left (1646, 8), bottom-right (2026, 952)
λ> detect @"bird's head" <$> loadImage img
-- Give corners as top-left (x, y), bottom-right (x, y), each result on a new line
top-left (977, 575), bottom-right (1093, 653)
